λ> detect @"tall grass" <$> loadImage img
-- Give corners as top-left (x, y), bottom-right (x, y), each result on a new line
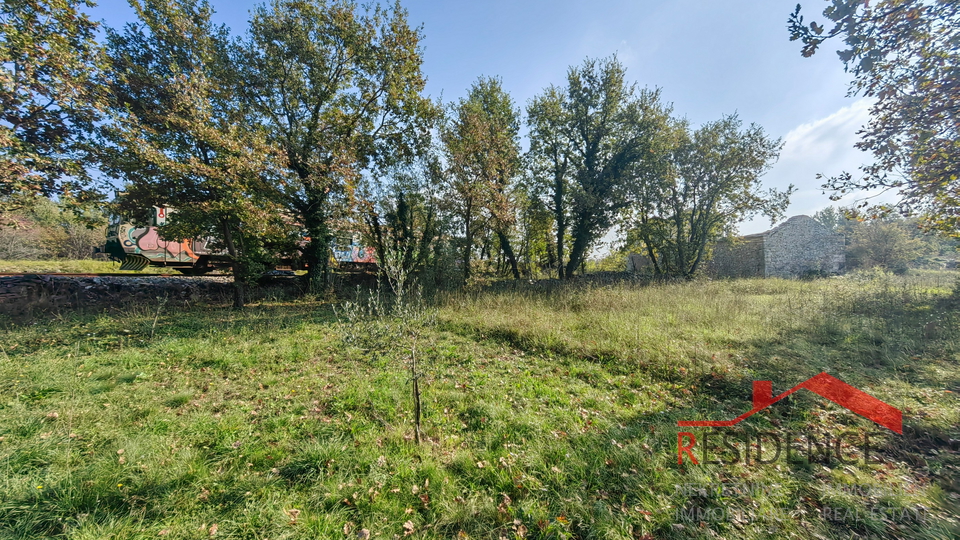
top-left (0, 271), bottom-right (957, 539)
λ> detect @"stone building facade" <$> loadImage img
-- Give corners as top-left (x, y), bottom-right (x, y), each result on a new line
top-left (707, 215), bottom-right (845, 278)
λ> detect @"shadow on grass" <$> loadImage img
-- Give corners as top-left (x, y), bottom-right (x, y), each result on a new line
top-left (0, 301), bottom-right (341, 359)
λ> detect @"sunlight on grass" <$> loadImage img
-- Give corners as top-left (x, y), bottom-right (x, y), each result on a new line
top-left (0, 259), bottom-right (168, 274)
top-left (0, 271), bottom-right (957, 538)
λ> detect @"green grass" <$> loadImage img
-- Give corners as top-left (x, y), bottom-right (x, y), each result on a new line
top-left (0, 271), bottom-right (958, 539)
top-left (0, 259), bottom-right (168, 274)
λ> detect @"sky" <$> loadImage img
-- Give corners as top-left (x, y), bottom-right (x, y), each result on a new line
top-left (87, 0), bottom-right (876, 236)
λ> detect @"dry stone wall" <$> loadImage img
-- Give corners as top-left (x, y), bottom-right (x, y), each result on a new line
top-left (763, 215), bottom-right (844, 277)
top-left (707, 236), bottom-right (765, 278)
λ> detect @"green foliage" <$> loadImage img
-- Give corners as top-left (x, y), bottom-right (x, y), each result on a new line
top-left (442, 76), bottom-right (523, 282)
top-left (0, 0), bottom-right (107, 222)
top-left (847, 219), bottom-right (924, 274)
top-left (515, 187), bottom-right (556, 278)
top-left (241, 0), bottom-right (438, 291)
top-left (789, 1), bottom-right (960, 235)
top-left (0, 197), bottom-right (104, 260)
top-left (814, 206), bottom-right (958, 271)
top-left (626, 115), bottom-right (791, 278)
top-left (812, 205), bottom-right (855, 232)
top-left (361, 167), bottom-right (442, 293)
top-left (101, 0), bottom-right (290, 307)
top-left (525, 85), bottom-right (571, 279)
top-left (527, 56), bottom-right (672, 279)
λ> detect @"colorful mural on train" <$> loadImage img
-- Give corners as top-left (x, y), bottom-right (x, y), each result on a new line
top-left (102, 207), bottom-right (376, 273)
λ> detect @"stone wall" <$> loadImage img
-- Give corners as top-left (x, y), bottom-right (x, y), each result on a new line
top-left (626, 253), bottom-right (651, 272)
top-left (0, 274), bottom-right (235, 315)
top-left (763, 215), bottom-right (845, 277)
top-left (630, 215), bottom-right (845, 278)
top-left (707, 236), bottom-right (765, 278)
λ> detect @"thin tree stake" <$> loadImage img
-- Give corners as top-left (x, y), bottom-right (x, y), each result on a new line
top-left (411, 335), bottom-right (422, 444)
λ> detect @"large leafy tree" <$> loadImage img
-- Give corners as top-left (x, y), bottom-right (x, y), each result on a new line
top-left (627, 115), bottom-right (791, 278)
top-left (788, 1), bottom-right (959, 233)
top-left (442, 76), bottom-right (522, 281)
top-left (0, 0), bottom-right (106, 222)
top-left (101, 0), bottom-right (288, 308)
top-left (529, 57), bottom-right (670, 278)
top-left (526, 86), bottom-right (572, 279)
top-left (241, 0), bottom-right (437, 291)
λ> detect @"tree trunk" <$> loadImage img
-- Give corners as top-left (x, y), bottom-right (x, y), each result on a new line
top-left (545, 230), bottom-right (556, 273)
top-left (221, 220), bottom-right (244, 309)
top-left (463, 201), bottom-right (473, 283)
top-left (496, 230), bottom-right (521, 279)
top-left (555, 182), bottom-right (566, 280)
top-left (303, 196), bottom-right (330, 295)
top-left (551, 155), bottom-right (568, 280)
top-left (643, 240), bottom-right (662, 275)
top-left (564, 219), bottom-right (592, 279)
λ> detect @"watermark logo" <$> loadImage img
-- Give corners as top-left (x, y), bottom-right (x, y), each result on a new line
top-left (679, 372), bottom-right (901, 433)
top-left (676, 373), bottom-right (902, 465)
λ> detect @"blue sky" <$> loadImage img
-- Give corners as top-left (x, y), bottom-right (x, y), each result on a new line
top-left (89, 0), bottom-right (874, 235)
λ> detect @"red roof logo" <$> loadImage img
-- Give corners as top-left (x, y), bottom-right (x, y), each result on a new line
top-left (677, 372), bottom-right (902, 434)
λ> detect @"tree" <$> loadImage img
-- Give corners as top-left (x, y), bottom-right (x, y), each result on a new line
top-left (442, 76), bottom-right (522, 281)
top-left (788, 1), bottom-right (960, 234)
top-left (1, 0), bottom-right (106, 223)
top-left (0, 196), bottom-right (104, 259)
top-left (812, 205), bottom-right (855, 233)
top-left (359, 157), bottom-right (443, 296)
top-left (549, 56), bottom-right (671, 278)
top-left (241, 0), bottom-right (437, 292)
top-left (847, 219), bottom-right (923, 273)
top-left (526, 86), bottom-right (572, 279)
top-left (101, 0), bottom-right (288, 308)
top-left (627, 115), bottom-right (790, 278)
top-left (514, 184), bottom-right (555, 277)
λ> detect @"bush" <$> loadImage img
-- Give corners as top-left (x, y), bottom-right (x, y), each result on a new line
top-left (0, 198), bottom-right (105, 260)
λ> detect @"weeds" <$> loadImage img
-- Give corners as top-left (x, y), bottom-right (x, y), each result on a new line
top-left (0, 271), bottom-right (957, 539)
top-left (149, 295), bottom-right (168, 339)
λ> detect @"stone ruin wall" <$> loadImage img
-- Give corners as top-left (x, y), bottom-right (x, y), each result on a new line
top-left (763, 217), bottom-right (845, 277)
top-left (628, 216), bottom-right (845, 278)
top-left (626, 253), bottom-right (651, 273)
top-left (707, 236), bottom-right (765, 278)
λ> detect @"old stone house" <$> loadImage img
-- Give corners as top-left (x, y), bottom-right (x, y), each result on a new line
top-left (707, 215), bottom-right (845, 278)
top-left (625, 215), bottom-right (845, 278)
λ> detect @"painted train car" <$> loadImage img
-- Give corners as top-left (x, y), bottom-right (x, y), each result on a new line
top-left (102, 207), bottom-right (377, 273)
top-left (103, 221), bottom-right (227, 273)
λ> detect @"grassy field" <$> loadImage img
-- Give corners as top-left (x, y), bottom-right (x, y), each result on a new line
top-left (0, 259), bottom-right (168, 274)
top-left (0, 271), bottom-right (958, 539)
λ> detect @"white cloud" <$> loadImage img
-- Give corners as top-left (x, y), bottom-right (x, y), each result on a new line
top-left (739, 98), bottom-right (876, 234)
top-left (600, 98), bottom-right (882, 254)
top-left (779, 98), bottom-right (872, 162)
